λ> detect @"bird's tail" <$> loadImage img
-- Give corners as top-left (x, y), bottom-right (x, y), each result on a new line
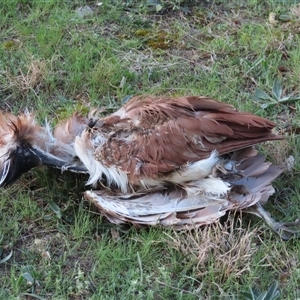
top-left (0, 111), bottom-right (89, 187)
top-left (224, 147), bottom-right (284, 209)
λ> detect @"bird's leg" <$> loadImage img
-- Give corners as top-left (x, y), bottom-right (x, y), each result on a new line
top-left (247, 202), bottom-right (300, 241)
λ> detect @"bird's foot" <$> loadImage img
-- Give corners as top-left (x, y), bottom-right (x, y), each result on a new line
top-left (273, 220), bottom-right (300, 241)
top-left (252, 203), bottom-right (300, 241)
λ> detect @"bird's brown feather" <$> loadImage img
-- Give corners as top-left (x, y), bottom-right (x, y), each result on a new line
top-left (53, 113), bottom-right (89, 145)
top-left (93, 96), bottom-right (283, 182)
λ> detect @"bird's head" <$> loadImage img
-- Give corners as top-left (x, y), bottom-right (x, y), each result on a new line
top-left (0, 111), bottom-right (89, 187)
top-left (0, 112), bottom-right (46, 186)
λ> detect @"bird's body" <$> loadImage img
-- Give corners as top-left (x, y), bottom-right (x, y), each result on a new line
top-left (74, 96), bottom-right (282, 193)
top-left (0, 95), bottom-right (297, 239)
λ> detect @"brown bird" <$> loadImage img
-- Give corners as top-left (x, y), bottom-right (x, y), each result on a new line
top-left (0, 95), bottom-right (298, 239)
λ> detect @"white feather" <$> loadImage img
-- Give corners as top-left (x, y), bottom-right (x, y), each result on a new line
top-left (0, 160), bottom-right (10, 186)
top-left (163, 149), bottom-right (220, 184)
top-left (85, 190), bottom-right (227, 217)
top-left (75, 135), bottom-right (129, 193)
top-left (183, 177), bottom-right (231, 198)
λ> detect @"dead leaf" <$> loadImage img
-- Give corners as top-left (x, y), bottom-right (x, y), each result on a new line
top-left (110, 228), bottom-right (120, 241)
top-left (269, 12), bottom-right (278, 25)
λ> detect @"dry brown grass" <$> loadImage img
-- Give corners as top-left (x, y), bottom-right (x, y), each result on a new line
top-left (290, 4), bottom-right (300, 19)
top-left (4, 59), bottom-right (47, 96)
top-left (263, 140), bottom-right (291, 165)
top-left (164, 216), bottom-right (259, 283)
top-left (259, 239), bottom-right (299, 284)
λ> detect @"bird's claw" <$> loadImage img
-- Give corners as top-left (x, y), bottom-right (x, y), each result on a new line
top-left (250, 203), bottom-right (300, 241)
top-left (274, 219), bottom-right (300, 241)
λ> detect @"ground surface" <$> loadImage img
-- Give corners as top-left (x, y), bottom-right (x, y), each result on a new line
top-left (1, 0), bottom-right (300, 299)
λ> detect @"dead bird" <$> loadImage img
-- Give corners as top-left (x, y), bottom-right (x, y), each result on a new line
top-left (0, 95), bottom-right (298, 239)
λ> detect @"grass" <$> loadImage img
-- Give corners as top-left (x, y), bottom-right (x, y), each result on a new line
top-left (1, 0), bottom-right (300, 298)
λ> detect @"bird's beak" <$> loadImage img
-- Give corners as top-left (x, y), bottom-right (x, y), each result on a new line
top-left (31, 148), bottom-right (88, 173)
top-left (31, 148), bottom-right (68, 168)
top-left (0, 146), bottom-right (88, 187)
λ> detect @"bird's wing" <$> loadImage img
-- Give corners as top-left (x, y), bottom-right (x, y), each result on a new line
top-left (84, 188), bottom-right (228, 227)
top-left (84, 148), bottom-right (284, 229)
top-left (94, 96), bottom-right (283, 180)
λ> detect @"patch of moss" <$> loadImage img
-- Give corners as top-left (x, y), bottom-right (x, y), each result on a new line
top-left (3, 40), bottom-right (19, 50)
top-left (134, 29), bottom-right (178, 50)
top-left (135, 29), bottom-right (151, 37)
